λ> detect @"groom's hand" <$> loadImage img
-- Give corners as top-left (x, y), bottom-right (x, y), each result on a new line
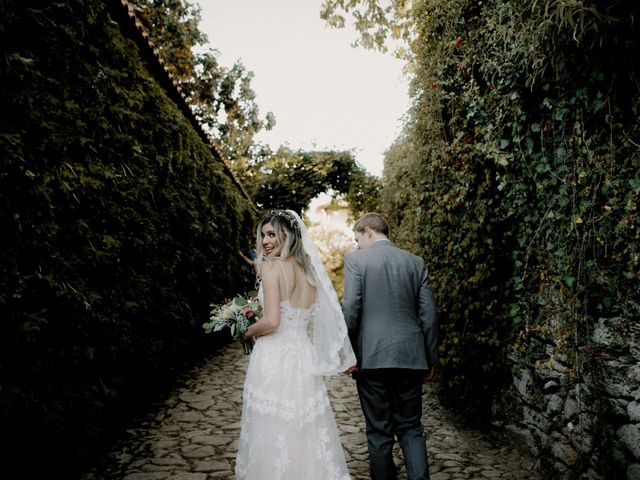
top-left (343, 364), bottom-right (358, 375)
top-left (423, 366), bottom-right (436, 383)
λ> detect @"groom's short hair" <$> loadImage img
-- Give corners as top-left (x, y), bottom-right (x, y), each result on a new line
top-left (354, 213), bottom-right (389, 237)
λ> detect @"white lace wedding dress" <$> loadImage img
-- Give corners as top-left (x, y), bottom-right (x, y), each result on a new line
top-left (235, 281), bottom-right (351, 480)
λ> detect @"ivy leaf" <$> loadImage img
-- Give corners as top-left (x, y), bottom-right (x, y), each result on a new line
top-left (526, 137), bottom-right (534, 154)
top-left (563, 276), bottom-right (576, 288)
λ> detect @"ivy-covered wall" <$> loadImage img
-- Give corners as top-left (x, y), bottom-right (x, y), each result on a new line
top-left (0, 0), bottom-right (255, 476)
top-left (381, 0), bottom-right (639, 477)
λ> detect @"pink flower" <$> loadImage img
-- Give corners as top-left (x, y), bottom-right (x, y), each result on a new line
top-left (243, 307), bottom-right (254, 318)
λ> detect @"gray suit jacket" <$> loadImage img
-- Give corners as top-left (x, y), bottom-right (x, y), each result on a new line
top-left (342, 240), bottom-right (438, 370)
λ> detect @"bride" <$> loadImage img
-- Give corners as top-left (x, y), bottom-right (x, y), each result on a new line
top-left (235, 209), bottom-right (357, 480)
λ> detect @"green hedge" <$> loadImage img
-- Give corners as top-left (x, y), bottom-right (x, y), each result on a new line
top-left (382, 0), bottom-right (639, 423)
top-left (0, 0), bottom-right (255, 475)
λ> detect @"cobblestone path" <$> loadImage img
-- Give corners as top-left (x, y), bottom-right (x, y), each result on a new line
top-left (81, 342), bottom-right (541, 480)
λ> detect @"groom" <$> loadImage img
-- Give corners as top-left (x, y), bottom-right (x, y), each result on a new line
top-left (342, 213), bottom-right (438, 480)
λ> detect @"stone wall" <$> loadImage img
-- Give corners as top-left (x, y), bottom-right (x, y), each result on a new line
top-left (510, 317), bottom-right (640, 479)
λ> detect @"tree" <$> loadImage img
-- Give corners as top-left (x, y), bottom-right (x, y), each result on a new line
top-left (309, 213), bottom-right (355, 298)
top-left (320, 0), bottom-right (415, 58)
top-left (130, 0), bottom-right (274, 162)
top-left (129, 0), bottom-right (205, 81)
top-left (242, 147), bottom-right (380, 215)
top-left (132, 0), bottom-right (380, 216)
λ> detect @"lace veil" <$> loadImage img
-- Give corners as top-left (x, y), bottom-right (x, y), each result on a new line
top-left (286, 210), bottom-right (357, 375)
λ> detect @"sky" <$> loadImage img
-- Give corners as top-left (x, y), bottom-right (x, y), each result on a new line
top-left (196, 0), bottom-right (410, 177)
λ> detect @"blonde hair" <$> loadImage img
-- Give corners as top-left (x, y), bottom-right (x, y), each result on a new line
top-left (255, 210), bottom-right (317, 285)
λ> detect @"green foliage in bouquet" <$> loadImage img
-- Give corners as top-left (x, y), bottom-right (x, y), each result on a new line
top-left (203, 293), bottom-right (262, 354)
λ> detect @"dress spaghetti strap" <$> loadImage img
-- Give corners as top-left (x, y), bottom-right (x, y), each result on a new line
top-left (274, 259), bottom-right (289, 299)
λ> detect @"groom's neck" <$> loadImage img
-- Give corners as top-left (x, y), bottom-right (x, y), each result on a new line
top-left (370, 233), bottom-right (388, 243)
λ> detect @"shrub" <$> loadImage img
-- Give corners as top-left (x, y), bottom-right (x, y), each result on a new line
top-left (0, 0), bottom-right (255, 475)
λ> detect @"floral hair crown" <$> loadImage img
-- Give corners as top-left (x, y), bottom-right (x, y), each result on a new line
top-left (270, 210), bottom-right (300, 234)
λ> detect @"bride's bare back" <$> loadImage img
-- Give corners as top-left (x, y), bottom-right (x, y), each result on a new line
top-left (273, 258), bottom-right (316, 310)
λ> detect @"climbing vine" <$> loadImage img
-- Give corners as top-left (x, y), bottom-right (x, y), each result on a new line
top-left (0, 0), bottom-right (255, 476)
top-left (329, 0), bottom-right (640, 424)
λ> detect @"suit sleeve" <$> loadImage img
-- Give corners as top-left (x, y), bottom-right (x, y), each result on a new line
top-left (418, 263), bottom-right (439, 366)
top-left (341, 253), bottom-right (362, 353)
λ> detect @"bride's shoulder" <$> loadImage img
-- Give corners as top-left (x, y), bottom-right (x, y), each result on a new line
top-left (257, 259), bottom-right (281, 278)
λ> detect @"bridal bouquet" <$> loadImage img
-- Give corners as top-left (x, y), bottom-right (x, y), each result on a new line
top-left (203, 292), bottom-right (262, 354)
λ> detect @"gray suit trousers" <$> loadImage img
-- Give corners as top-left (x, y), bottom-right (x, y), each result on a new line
top-left (356, 368), bottom-right (430, 480)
